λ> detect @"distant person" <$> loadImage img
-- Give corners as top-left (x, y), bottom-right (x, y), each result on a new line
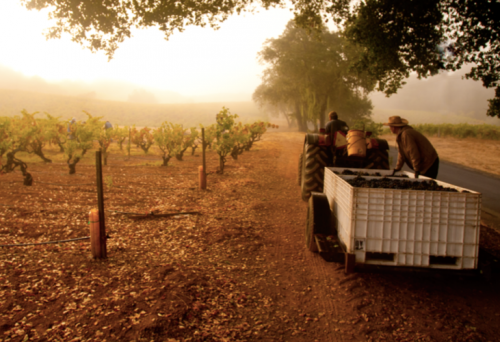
top-left (104, 121), bottom-right (113, 130)
top-left (68, 118), bottom-right (76, 140)
top-left (325, 111), bottom-right (349, 135)
top-left (384, 116), bottom-right (439, 179)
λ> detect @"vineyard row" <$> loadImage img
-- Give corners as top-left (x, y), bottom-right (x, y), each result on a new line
top-left (0, 107), bottom-right (278, 184)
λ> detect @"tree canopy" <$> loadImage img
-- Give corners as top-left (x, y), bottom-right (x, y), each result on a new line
top-left (253, 21), bottom-right (375, 131)
top-left (22, 0), bottom-right (500, 117)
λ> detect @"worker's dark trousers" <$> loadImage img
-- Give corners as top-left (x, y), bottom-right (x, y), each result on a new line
top-left (423, 157), bottom-right (440, 179)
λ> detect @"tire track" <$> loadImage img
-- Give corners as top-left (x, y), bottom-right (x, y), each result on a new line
top-left (271, 132), bottom-right (344, 342)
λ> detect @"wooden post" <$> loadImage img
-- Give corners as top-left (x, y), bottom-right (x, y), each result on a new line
top-left (128, 128), bottom-right (131, 158)
top-left (202, 128), bottom-right (206, 177)
top-left (89, 209), bottom-right (103, 258)
top-left (198, 128), bottom-right (207, 190)
top-left (199, 166), bottom-right (206, 189)
top-left (93, 151), bottom-right (107, 258)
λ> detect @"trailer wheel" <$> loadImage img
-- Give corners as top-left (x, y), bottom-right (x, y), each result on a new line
top-left (365, 149), bottom-right (390, 170)
top-left (298, 153), bottom-right (303, 186)
top-left (301, 141), bottom-right (329, 201)
top-left (306, 192), bottom-right (332, 252)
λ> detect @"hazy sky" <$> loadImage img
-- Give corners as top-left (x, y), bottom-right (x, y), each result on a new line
top-left (0, 1), bottom-right (295, 97)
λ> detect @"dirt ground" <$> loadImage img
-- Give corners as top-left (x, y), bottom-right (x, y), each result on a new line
top-left (1, 132), bottom-right (500, 342)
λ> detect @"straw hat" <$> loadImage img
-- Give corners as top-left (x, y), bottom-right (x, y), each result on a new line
top-left (383, 116), bottom-right (408, 127)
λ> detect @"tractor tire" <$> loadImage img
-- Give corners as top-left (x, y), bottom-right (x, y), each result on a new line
top-left (306, 192), bottom-right (332, 252)
top-left (365, 149), bottom-right (390, 170)
top-left (298, 153), bottom-right (303, 186)
top-left (301, 141), bottom-right (329, 202)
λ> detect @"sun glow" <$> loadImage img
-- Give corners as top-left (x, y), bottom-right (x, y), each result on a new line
top-left (0, 1), bottom-right (293, 96)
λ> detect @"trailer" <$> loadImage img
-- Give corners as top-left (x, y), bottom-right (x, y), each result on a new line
top-left (306, 168), bottom-right (482, 273)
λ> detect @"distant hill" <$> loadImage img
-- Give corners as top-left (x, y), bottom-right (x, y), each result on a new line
top-left (0, 64), bottom-right (253, 104)
top-left (0, 88), bottom-right (268, 127)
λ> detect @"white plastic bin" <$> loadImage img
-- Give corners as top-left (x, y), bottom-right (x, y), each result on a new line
top-left (324, 167), bottom-right (481, 270)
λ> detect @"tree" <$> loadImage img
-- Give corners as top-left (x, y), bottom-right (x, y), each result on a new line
top-left (153, 122), bottom-right (183, 166)
top-left (0, 117), bottom-right (12, 167)
top-left (64, 112), bottom-right (101, 174)
top-left (97, 121), bottom-right (114, 166)
top-left (131, 126), bottom-right (154, 154)
top-left (45, 113), bottom-right (67, 152)
top-left (113, 126), bottom-right (130, 151)
top-left (20, 111), bottom-right (61, 163)
top-left (254, 21), bottom-right (375, 131)
top-left (315, 0), bottom-right (499, 117)
top-left (175, 127), bottom-right (199, 161)
top-left (212, 107), bottom-right (239, 173)
top-left (229, 123), bottom-right (252, 160)
top-left (243, 121), bottom-right (278, 151)
top-left (200, 124), bottom-right (218, 150)
top-left (24, 0), bottom-right (499, 117)
top-left (1, 113), bottom-right (40, 181)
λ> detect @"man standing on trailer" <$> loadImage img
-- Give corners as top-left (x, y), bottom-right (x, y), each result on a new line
top-left (325, 111), bottom-right (349, 135)
top-left (385, 116), bottom-right (439, 179)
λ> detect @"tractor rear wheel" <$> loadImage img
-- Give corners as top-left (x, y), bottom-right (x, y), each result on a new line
top-left (365, 149), bottom-right (390, 170)
top-left (306, 192), bottom-right (332, 252)
top-left (298, 153), bottom-right (303, 186)
top-left (301, 141), bottom-right (329, 201)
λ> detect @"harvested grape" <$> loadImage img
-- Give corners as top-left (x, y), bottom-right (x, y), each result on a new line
top-left (345, 176), bottom-right (460, 192)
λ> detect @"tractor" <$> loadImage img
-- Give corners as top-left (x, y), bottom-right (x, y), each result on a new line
top-left (299, 124), bottom-right (390, 201)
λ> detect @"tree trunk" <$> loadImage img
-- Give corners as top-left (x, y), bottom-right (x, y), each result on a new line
top-left (294, 102), bottom-right (307, 132)
top-left (57, 142), bottom-right (64, 152)
top-left (34, 149), bottom-right (52, 163)
top-left (219, 155), bottom-right (225, 174)
top-left (68, 157), bottom-right (80, 175)
top-left (231, 146), bottom-right (243, 160)
top-left (284, 112), bottom-right (292, 128)
top-left (176, 147), bottom-right (188, 161)
top-left (319, 98), bottom-right (328, 130)
top-left (162, 155), bottom-right (171, 166)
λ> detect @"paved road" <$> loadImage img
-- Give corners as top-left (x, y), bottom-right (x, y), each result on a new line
top-left (389, 147), bottom-right (500, 216)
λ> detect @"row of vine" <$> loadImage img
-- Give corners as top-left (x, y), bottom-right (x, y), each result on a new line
top-left (0, 107), bottom-right (278, 183)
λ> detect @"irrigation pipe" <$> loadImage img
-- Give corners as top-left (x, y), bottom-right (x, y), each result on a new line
top-left (107, 209), bottom-right (199, 216)
top-left (0, 236), bottom-right (90, 248)
top-left (37, 182), bottom-right (95, 186)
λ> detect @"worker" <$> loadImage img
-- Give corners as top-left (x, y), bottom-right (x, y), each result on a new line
top-left (384, 116), bottom-right (439, 179)
top-left (104, 121), bottom-right (113, 130)
top-left (325, 111), bottom-right (349, 135)
top-left (67, 118), bottom-right (76, 140)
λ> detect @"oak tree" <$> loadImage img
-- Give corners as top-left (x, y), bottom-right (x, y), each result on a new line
top-left (22, 0), bottom-right (499, 116)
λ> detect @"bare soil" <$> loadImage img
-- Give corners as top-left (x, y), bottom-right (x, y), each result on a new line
top-left (1, 132), bottom-right (500, 342)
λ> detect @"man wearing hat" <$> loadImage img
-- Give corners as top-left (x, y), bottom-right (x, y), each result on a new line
top-left (384, 116), bottom-right (439, 179)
